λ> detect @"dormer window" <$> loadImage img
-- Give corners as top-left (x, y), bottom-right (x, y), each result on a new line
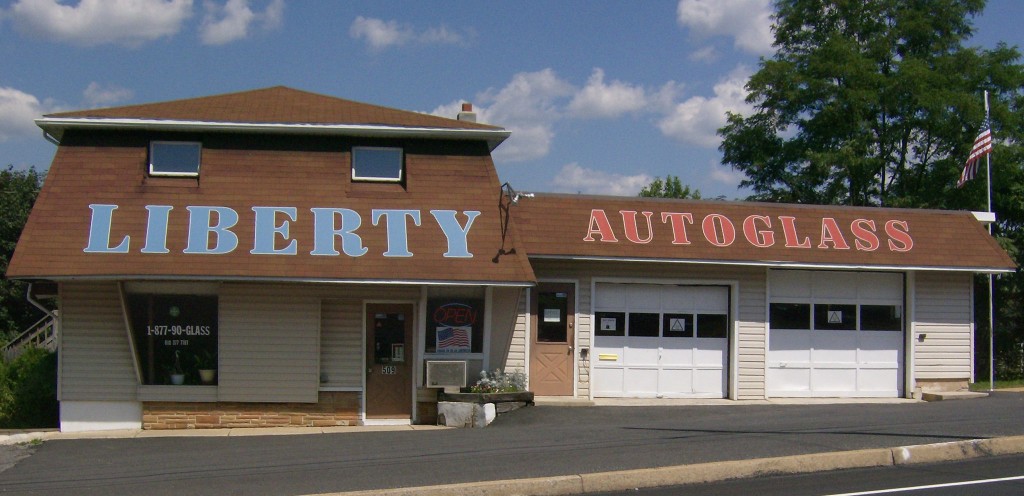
top-left (352, 147), bottom-right (403, 182)
top-left (149, 141), bottom-right (201, 177)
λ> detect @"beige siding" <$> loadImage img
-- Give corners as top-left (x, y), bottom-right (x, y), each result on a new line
top-left (502, 288), bottom-right (528, 372)
top-left (218, 284), bottom-right (321, 403)
top-left (914, 272), bottom-right (973, 380)
top-left (488, 287), bottom-right (523, 372)
top-left (320, 299), bottom-right (363, 388)
top-left (59, 282), bottom-right (138, 401)
top-left (530, 260), bottom-right (767, 400)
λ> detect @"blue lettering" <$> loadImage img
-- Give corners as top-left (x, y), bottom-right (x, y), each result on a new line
top-left (430, 210), bottom-right (478, 258)
top-left (310, 208), bottom-right (368, 257)
top-left (184, 206), bottom-right (239, 254)
top-left (84, 204), bottom-right (130, 253)
top-left (141, 205), bottom-right (173, 254)
top-left (371, 209), bottom-right (420, 257)
top-left (251, 207), bottom-right (298, 255)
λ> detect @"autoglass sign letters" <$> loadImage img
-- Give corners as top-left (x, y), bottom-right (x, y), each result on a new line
top-left (584, 209), bottom-right (914, 252)
top-left (83, 204), bottom-right (480, 258)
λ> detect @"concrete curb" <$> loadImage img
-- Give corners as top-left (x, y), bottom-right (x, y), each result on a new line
top-left (317, 435), bottom-right (1024, 496)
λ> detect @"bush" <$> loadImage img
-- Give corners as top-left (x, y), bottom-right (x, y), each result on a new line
top-left (470, 368), bottom-right (528, 393)
top-left (0, 347), bottom-right (58, 428)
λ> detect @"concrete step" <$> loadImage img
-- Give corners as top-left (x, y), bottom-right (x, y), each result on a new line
top-left (921, 391), bottom-right (989, 402)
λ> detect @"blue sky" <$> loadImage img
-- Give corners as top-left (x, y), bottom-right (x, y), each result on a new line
top-left (1, 0), bottom-right (1021, 200)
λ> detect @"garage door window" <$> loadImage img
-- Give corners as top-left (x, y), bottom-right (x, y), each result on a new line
top-left (696, 314), bottom-right (729, 338)
top-left (860, 305), bottom-right (902, 331)
top-left (769, 303), bottom-right (811, 330)
top-left (595, 311), bottom-right (625, 336)
top-left (628, 313), bottom-right (660, 337)
top-left (662, 314), bottom-right (693, 337)
top-left (814, 304), bottom-right (857, 330)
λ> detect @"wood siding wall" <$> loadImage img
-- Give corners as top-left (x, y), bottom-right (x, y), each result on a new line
top-left (59, 282), bottom-right (138, 401)
top-left (529, 260), bottom-right (767, 400)
top-left (913, 272), bottom-right (973, 380)
top-left (488, 287), bottom-right (523, 372)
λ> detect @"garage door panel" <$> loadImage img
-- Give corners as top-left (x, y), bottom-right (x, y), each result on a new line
top-left (694, 341), bottom-right (727, 366)
top-left (814, 368), bottom-right (858, 392)
top-left (658, 368), bottom-right (694, 395)
top-left (624, 368), bottom-right (659, 394)
top-left (694, 368), bottom-right (725, 394)
top-left (626, 286), bottom-right (662, 310)
top-left (660, 344), bottom-right (694, 366)
top-left (594, 367), bottom-right (624, 396)
top-left (858, 369), bottom-right (899, 393)
top-left (624, 342), bottom-right (659, 365)
top-left (812, 343), bottom-right (858, 364)
top-left (768, 367), bottom-right (810, 392)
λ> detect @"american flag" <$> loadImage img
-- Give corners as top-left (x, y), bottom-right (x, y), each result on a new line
top-left (437, 326), bottom-right (471, 351)
top-left (958, 120), bottom-right (993, 188)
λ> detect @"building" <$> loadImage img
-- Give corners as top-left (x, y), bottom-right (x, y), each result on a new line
top-left (6, 87), bottom-right (1015, 432)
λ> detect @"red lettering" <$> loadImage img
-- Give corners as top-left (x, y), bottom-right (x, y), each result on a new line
top-left (742, 215), bottom-right (775, 248)
top-left (702, 214), bottom-right (736, 247)
top-left (660, 212), bottom-right (694, 245)
top-left (584, 209), bottom-right (618, 242)
top-left (885, 220), bottom-right (913, 252)
top-left (433, 304), bottom-right (477, 326)
top-left (620, 210), bottom-right (655, 244)
top-left (778, 216), bottom-right (811, 248)
top-left (817, 217), bottom-right (850, 250)
top-left (850, 219), bottom-right (879, 251)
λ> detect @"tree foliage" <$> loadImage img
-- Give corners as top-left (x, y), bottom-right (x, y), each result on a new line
top-left (720, 0), bottom-right (1024, 209)
top-left (0, 166), bottom-right (45, 343)
top-left (719, 0), bottom-right (1024, 381)
top-left (639, 175), bottom-right (702, 199)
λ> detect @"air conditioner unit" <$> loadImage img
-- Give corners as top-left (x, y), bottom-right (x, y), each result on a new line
top-left (425, 361), bottom-right (467, 390)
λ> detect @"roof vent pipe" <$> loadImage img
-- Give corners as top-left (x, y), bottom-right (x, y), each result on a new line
top-left (457, 103), bottom-right (477, 123)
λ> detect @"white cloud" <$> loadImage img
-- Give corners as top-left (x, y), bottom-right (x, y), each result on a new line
top-left (688, 45), bottom-right (719, 63)
top-left (0, 87), bottom-right (62, 142)
top-left (552, 162), bottom-right (653, 196)
top-left (200, 0), bottom-right (284, 45)
top-left (6, 0), bottom-right (193, 47)
top-left (349, 16), bottom-right (465, 51)
top-left (568, 68), bottom-right (649, 119)
top-left (432, 69), bottom-right (575, 163)
top-left (83, 82), bottom-right (134, 107)
top-left (657, 65), bottom-right (753, 147)
top-left (676, 0), bottom-right (773, 55)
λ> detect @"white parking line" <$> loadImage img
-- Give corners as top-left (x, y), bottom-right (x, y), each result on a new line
top-left (826, 475), bottom-right (1024, 495)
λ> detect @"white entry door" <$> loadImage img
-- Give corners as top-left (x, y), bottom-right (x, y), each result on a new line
top-left (592, 283), bottom-right (729, 398)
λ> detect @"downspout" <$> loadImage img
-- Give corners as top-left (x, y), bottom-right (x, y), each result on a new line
top-left (26, 283), bottom-right (57, 320)
top-left (42, 130), bottom-right (60, 146)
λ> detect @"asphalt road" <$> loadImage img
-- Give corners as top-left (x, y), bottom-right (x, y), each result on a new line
top-left (0, 393), bottom-right (1022, 496)
top-left (594, 453), bottom-right (1024, 495)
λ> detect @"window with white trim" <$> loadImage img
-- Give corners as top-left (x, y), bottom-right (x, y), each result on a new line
top-left (149, 141), bottom-right (201, 177)
top-left (352, 146), bottom-right (403, 182)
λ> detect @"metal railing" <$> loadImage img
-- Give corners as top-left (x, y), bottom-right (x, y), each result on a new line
top-left (2, 312), bottom-right (59, 362)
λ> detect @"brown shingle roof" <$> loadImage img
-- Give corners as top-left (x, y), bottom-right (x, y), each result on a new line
top-left (44, 86), bottom-right (501, 130)
top-left (514, 193), bottom-right (1016, 272)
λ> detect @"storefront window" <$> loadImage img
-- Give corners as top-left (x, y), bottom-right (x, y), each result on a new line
top-left (426, 296), bottom-right (484, 354)
top-left (126, 294), bottom-right (218, 385)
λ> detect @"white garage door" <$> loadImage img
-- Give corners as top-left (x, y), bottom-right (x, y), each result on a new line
top-left (767, 270), bottom-right (904, 398)
top-left (592, 283), bottom-right (730, 398)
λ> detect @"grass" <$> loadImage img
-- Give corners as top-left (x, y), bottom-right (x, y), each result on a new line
top-left (969, 379), bottom-right (1024, 391)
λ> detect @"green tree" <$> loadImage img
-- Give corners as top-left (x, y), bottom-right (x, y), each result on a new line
top-left (0, 166), bottom-right (45, 343)
top-left (720, 0), bottom-right (1024, 209)
top-left (719, 0), bottom-right (1024, 382)
top-left (639, 175), bottom-right (702, 199)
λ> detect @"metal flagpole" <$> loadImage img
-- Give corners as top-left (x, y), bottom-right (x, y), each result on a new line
top-left (984, 90), bottom-right (995, 392)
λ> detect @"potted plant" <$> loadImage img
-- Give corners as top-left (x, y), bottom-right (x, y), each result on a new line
top-left (169, 350), bottom-right (185, 385)
top-left (195, 349), bottom-right (217, 384)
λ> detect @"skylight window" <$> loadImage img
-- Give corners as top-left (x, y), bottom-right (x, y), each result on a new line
top-left (149, 141), bottom-right (201, 177)
top-left (352, 147), bottom-right (403, 182)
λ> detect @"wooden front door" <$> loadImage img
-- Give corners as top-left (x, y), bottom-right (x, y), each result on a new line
top-left (530, 283), bottom-right (575, 396)
top-left (365, 303), bottom-right (414, 419)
